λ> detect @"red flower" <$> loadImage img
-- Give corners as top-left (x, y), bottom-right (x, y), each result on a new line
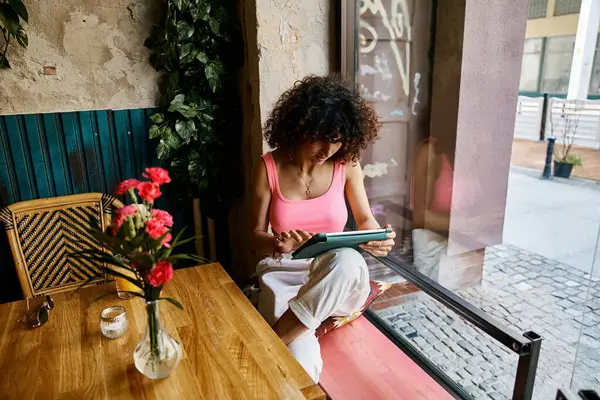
top-left (145, 219), bottom-right (168, 240)
top-left (146, 260), bottom-right (174, 287)
top-left (143, 168), bottom-right (171, 185)
top-left (111, 205), bottom-right (138, 235)
top-left (161, 233), bottom-right (173, 248)
top-left (115, 179), bottom-right (140, 195)
top-left (137, 182), bottom-right (162, 202)
top-left (151, 209), bottom-right (174, 227)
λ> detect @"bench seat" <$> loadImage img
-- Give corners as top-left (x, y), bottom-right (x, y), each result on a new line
top-left (319, 316), bottom-right (453, 400)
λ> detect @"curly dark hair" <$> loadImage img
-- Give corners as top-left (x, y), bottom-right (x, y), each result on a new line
top-left (263, 75), bottom-right (381, 163)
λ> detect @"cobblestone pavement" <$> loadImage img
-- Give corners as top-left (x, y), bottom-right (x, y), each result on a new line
top-left (375, 244), bottom-right (600, 400)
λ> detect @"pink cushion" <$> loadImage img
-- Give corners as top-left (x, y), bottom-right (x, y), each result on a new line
top-left (319, 316), bottom-right (454, 400)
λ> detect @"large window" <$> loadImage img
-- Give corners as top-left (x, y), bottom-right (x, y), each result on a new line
top-left (519, 38), bottom-right (544, 92)
top-left (344, 2), bottom-right (599, 399)
top-left (541, 36), bottom-right (575, 94)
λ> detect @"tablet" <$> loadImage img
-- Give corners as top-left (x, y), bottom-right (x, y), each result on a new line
top-left (291, 228), bottom-right (392, 259)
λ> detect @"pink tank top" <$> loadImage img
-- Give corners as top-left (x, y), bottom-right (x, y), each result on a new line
top-left (410, 139), bottom-right (453, 214)
top-left (262, 152), bottom-right (348, 234)
top-left (430, 154), bottom-right (453, 213)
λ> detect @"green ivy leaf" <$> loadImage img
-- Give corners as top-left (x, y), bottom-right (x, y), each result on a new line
top-left (144, 25), bottom-right (164, 48)
top-left (172, 94), bottom-right (185, 104)
top-left (196, 51), bottom-right (208, 64)
top-left (215, 6), bottom-right (228, 24)
top-left (189, 6), bottom-right (205, 21)
top-left (165, 133), bottom-right (182, 151)
top-left (149, 124), bottom-right (162, 139)
top-left (0, 4), bottom-right (20, 35)
top-left (8, 0), bottom-right (27, 22)
top-left (176, 21), bottom-right (195, 41)
top-left (204, 60), bottom-right (225, 93)
top-left (175, 120), bottom-right (196, 140)
top-left (156, 140), bottom-right (173, 160)
top-left (173, 0), bottom-right (189, 12)
top-left (188, 159), bottom-right (205, 182)
top-left (177, 105), bottom-right (198, 118)
top-left (208, 18), bottom-right (219, 35)
top-left (15, 25), bottom-right (27, 47)
top-left (0, 57), bottom-right (10, 69)
top-left (150, 113), bottom-right (165, 124)
top-left (179, 43), bottom-right (200, 64)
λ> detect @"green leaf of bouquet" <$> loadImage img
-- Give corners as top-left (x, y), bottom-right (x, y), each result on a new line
top-left (159, 297), bottom-right (184, 310)
top-left (103, 268), bottom-right (144, 290)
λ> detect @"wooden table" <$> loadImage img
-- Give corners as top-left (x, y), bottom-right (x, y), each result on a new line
top-left (0, 264), bottom-right (325, 400)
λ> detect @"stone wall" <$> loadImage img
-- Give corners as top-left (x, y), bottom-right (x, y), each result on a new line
top-left (0, 0), bottom-right (160, 115)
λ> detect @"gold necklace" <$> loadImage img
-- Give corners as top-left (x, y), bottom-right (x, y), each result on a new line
top-left (298, 170), bottom-right (314, 195)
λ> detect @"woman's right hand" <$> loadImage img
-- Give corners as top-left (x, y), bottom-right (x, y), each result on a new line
top-left (275, 229), bottom-right (314, 254)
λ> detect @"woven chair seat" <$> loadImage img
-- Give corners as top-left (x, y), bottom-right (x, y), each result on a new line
top-left (0, 193), bottom-right (122, 298)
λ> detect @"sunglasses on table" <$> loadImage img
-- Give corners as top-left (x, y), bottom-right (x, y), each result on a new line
top-left (23, 295), bottom-right (55, 328)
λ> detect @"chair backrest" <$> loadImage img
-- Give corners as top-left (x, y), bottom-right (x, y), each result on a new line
top-left (0, 193), bottom-right (122, 298)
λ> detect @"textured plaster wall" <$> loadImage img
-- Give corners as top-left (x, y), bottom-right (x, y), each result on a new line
top-left (0, 0), bottom-right (160, 115)
top-left (255, 0), bottom-right (333, 135)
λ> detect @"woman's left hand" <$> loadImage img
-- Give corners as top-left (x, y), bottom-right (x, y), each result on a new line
top-left (359, 224), bottom-right (396, 257)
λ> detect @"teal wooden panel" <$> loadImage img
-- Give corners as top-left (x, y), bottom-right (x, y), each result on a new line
top-left (96, 111), bottom-right (118, 192)
top-left (4, 116), bottom-right (34, 201)
top-left (113, 110), bottom-right (136, 180)
top-left (42, 113), bottom-right (69, 196)
top-left (0, 108), bottom-right (156, 205)
top-left (0, 118), bottom-right (17, 205)
top-left (23, 115), bottom-right (51, 198)
top-left (61, 112), bottom-right (87, 194)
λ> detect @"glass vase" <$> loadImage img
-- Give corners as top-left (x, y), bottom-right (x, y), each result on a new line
top-left (133, 300), bottom-right (182, 379)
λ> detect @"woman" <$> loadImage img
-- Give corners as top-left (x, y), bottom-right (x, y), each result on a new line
top-left (411, 136), bottom-right (453, 281)
top-left (250, 75), bottom-right (396, 382)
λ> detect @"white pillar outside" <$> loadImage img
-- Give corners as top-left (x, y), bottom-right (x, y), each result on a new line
top-left (567, 0), bottom-right (600, 100)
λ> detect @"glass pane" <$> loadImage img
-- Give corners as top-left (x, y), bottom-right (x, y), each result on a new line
top-left (350, 0), bottom-right (598, 398)
top-left (554, 0), bottom-right (582, 16)
top-left (528, 0), bottom-right (548, 19)
top-left (569, 228), bottom-right (600, 393)
top-left (541, 36), bottom-right (575, 94)
top-left (356, 0), bottom-right (433, 260)
top-left (519, 38), bottom-right (543, 92)
top-left (589, 37), bottom-right (600, 95)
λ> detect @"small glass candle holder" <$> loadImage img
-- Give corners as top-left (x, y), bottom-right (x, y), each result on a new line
top-left (100, 306), bottom-right (128, 339)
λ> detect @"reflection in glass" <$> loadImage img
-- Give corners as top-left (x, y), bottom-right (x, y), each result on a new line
top-left (541, 36), bottom-right (575, 94)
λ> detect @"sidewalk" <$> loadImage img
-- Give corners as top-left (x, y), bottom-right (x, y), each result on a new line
top-left (512, 138), bottom-right (600, 181)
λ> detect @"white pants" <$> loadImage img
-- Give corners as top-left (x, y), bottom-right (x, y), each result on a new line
top-left (412, 228), bottom-right (448, 282)
top-left (256, 248), bottom-right (370, 383)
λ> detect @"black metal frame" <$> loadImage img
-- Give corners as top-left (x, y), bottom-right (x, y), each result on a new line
top-left (370, 255), bottom-right (543, 400)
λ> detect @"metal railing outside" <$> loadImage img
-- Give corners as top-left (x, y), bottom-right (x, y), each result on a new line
top-left (366, 254), bottom-right (543, 400)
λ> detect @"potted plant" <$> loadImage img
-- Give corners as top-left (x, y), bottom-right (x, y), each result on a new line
top-left (550, 99), bottom-right (583, 179)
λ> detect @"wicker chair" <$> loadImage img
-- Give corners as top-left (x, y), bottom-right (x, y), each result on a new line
top-left (0, 193), bottom-right (122, 298)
